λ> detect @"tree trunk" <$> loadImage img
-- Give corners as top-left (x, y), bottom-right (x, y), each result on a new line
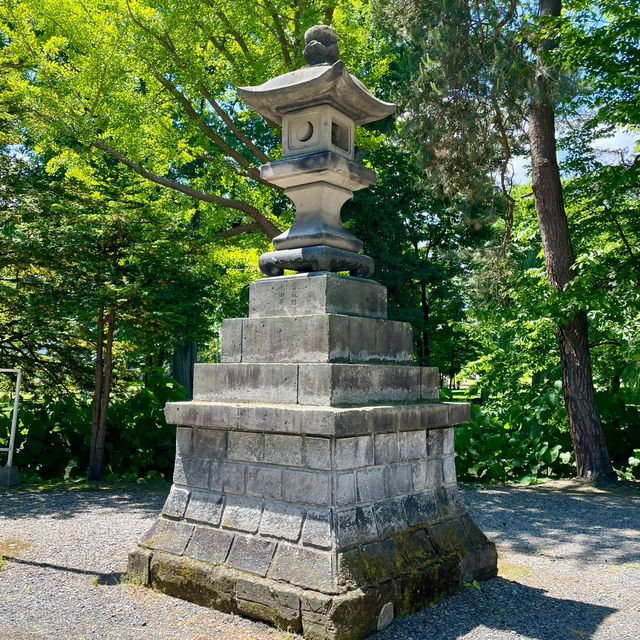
top-left (529, 0), bottom-right (615, 481)
top-left (89, 308), bottom-right (115, 481)
top-left (172, 340), bottom-right (197, 399)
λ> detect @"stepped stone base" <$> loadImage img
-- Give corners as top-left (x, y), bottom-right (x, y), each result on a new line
top-left (128, 272), bottom-right (497, 639)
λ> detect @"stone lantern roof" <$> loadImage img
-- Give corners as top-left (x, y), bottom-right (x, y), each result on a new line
top-left (238, 25), bottom-right (396, 278)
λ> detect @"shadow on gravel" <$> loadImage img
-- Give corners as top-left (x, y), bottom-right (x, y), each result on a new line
top-left (461, 484), bottom-right (640, 565)
top-left (379, 577), bottom-right (617, 640)
top-left (0, 489), bottom-right (167, 521)
top-left (4, 556), bottom-right (125, 585)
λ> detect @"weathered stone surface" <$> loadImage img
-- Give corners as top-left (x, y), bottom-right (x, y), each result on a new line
top-left (269, 543), bottom-right (336, 593)
top-left (226, 534), bottom-right (276, 576)
top-left (186, 526), bottom-right (234, 564)
top-left (236, 578), bottom-right (302, 632)
top-left (385, 463), bottom-right (413, 496)
top-left (335, 506), bottom-right (377, 548)
top-left (403, 491), bottom-right (438, 527)
top-left (301, 509), bottom-right (332, 548)
top-left (176, 426), bottom-right (193, 456)
top-left (305, 437), bottom-right (331, 469)
top-left (442, 455), bottom-right (457, 484)
top-left (283, 469), bottom-right (331, 506)
top-left (141, 518), bottom-right (193, 555)
top-left (248, 272), bottom-right (387, 320)
top-left (162, 486), bottom-right (190, 519)
top-left (264, 433), bottom-right (303, 466)
top-left (210, 461), bottom-right (246, 494)
top-left (356, 466), bottom-right (385, 502)
top-left (374, 432), bottom-right (399, 464)
top-left (335, 471), bottom-right (356, 506)
top-left (399, 430), bottom-right (427, 460)
top-left (193, 363), bottom-right (298, 403)
top-left (421, 404), bottom-right (449, 429)
top-left (298, 364), bottom-right (421, 405)
top-left (377, 602), bottom-right (394, 631)
top-left (246, 466), bottom-right (282, 500)
top-left (420, 367), bottom-right (439, 400)
top-left (185, 489), bottom-right (224, 525)
top-left (221, 496), bottom-right (264, 533)
top-left (127, 546), bottom-right (152, 585)
top-left (373, 498), bottom-right (407, 536)
top-left (259, 502), bottom-right (304, 541)
top-left (445, 402), bottom-right (471, 425)
top-left (335, 436), bottom-right (373, 469)
top-left (233, 314), bottom-right (412, 364)
top-left (221, 318), bottom-right (243, 362)
top-left (228, 431), bottom-right (263, 463)
top-left (173, 456), bottom-right (210, 489)
top-left (194, 428), bottom-right (227, 458)
top-left (150, 551), bottom-right (237, 613)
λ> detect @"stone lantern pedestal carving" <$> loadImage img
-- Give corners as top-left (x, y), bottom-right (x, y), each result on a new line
top-left (127, 25), bottom-right (497, 640)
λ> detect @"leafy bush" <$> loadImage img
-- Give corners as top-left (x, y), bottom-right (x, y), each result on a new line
top-left (0, 369), bottom-right (185, 482)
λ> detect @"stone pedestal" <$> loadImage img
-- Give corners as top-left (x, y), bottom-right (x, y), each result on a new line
top-left (0, 465), bottom-right (20, 486)
top-left (128, 272), bottom-right (497, 640)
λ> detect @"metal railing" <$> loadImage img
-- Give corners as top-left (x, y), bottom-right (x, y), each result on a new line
top-left (0, 369), bottom-right (22, 468)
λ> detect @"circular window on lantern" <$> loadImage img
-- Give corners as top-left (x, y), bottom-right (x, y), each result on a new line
top-left (295, 121), bottom-right (314, 142)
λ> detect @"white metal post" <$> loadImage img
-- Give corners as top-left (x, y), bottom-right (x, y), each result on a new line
top-left (0, 368), bottom-right (21, 468)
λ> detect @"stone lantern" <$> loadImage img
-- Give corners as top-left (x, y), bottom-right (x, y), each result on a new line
top-left (128, 25), bottom-right (497, 640)
top-left (238, 25), bottom-right (395, 278)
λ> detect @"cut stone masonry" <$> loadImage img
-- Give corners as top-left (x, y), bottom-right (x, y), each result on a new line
top-left (128, 272), bottom-right (497, 640)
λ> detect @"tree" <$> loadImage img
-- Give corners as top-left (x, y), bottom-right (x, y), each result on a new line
top-left (379, 0), bottom-right (616, 480)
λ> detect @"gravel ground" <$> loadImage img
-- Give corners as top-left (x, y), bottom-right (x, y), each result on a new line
top-left (0, 480), bottom-right (638, 640)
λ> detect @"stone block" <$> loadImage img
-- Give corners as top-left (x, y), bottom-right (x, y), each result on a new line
top-left (210, 461), bottom-right (246, 494)
top-left (442, 455), bottom-right (457, 484)
top-left (186, 526), bottom-right (234, 564)
top-left (403, 491), bottom-right (438, 527)
top-left (427, 429), bottom-right (445, 456)
top-left (264, 434), bottom-right (303, 466)
top-left (443, 427), bottom-right (455, 455)
top-left (193, 363), bottom-right (298, 403)
top-left (425, 458), bottom-right (444, 487)
top-left (173, 456), bottom-right (210, 489)
top-left (374, 432), bottom-right (399, 464)
top-left (176, 427), bottom-right (193, 456)
top-left (421, 404), bottom-right (449, 429)
top-left (259, 503), bottom-right (304, 541)
top-left (348, 316), bottom-right (413, 364)
top-left (194, 428), bottom-right (227, 458)
top-left (298, 364), bottom-right (421, 405)
top-left (338, 538), bottom-right (397, 587)
top-left (141, 518), bottom-right (194, 555)
top-left (228, 431), bottom-right (263, 462)
top-left (165, 402), bottom-right (238, 430)
top-left (127, 546), bottom-right (151, 585)
top-left (411, 460), bottom-right (428, 491)
top-left (246, 466), bottom-right (282, 500)
top-left (185, 489), bottom-right (224, 526)
top-left (420, 367), bottom-right (439, 400)
top-left (335, 435), bottom-right (373, 469)
top-left (269, 543), bottom-right (336, 593)
top-left (305, 437), bottom-right (331, 469)
top-left (373, 498), bottom-right (407, 536)
top-left (461, 543), bottom-right (498, 582)
top-left (392, 528), bottom-right (437, 574)
top-left (221, 496), bottom-right (264, 533)
top-left (355, 467), bottom-right (385, 502)
top-left (445, 402), bottom-right (471, 424)
top-left (221, 318), bottom-right (243, 362)
top-left (436, 486), bottom-right (466, 518)
top-left (236, 578), bottom-right (302, 632)
top-left (282, 469), bottom-right (331, 506)
top-left (335, 506), bottom-right (377, 548)
top-left (248, 272), bottom-right (387, 320)
top-left (399, 430), bottom-right (426, 460)
top-left (385, 463), bottom-right (412, 496)
top-left (226, 534), bottom-right (276, 577)
top-left (150, 551), bottom-right (237, 613)
top-left (301, 509), bottom-right (332, 548)
top-left (162, 486), bottom-right (190, 519)
top-left (335, 471), bottom-right (356, 506)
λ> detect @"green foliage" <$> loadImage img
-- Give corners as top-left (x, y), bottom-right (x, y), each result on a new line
top-left (0, 370), bottom-right (184, 481)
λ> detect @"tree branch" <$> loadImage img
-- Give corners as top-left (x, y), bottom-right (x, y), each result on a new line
top-left (90, 140), bottom-right (282, 238)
